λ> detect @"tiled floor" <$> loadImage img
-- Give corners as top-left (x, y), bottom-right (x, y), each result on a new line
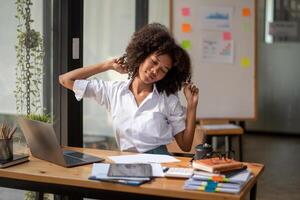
top-left (0, 133), bottom-right (299, 200)
top-left (242, 133), bottom-right (300, 200)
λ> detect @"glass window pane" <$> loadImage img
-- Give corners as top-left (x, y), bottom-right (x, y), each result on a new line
top-left (0, 1), bottom-right (18, 115)
top-left (83, 0), bottom-right (135, 150)
top-left (0, 0), bottom-right (53, 198)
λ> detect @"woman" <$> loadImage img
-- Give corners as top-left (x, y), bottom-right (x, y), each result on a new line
top-left (59, 23), bottom-right (199, 155)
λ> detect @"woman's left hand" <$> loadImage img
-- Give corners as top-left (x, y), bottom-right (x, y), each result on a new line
top-left (183, 82), bottom-right (199, 107)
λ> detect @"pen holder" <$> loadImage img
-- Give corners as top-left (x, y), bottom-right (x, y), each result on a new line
top-left (0, 139), bottom-right (13, 160)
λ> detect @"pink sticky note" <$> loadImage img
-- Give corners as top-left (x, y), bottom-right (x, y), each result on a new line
top-left (182, 7), bottom-right (190, 16)
top-left (223, 32), bottom-right (231, 40)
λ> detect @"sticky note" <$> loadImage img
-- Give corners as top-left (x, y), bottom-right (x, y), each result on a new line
top-left (207, 181), bottom-right (218, 188)
top-left (223, 32), bottom-right (231, 40)
top-left (205, 187), bottom-right (216, 192)
top-left (182, 7), bottom-right (190, 16)
top-left (181, 40), bottom-right (191, 49)
top-left (182, 23), bottom-right (192, 33)
top-left (242, 7), bottom-right (251, 17)
top-left (241, 57), bottom-right (251, 68)
top-left (212, 176), bottom-right (224, 182)
top-left (242, 22), bottom-right (251, 32)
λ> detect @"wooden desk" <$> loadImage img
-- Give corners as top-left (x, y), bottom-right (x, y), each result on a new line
top-left (0, 147), bottom-right (264, 200)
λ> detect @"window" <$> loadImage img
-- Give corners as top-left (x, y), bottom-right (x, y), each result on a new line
top-left (265, 0), bottom-right (300, 43)
top-left (83, 0), bottom-right (135, 150)
top-left (0, 0), bottom-right (53, 198)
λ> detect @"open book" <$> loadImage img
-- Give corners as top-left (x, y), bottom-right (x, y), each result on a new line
top-left (192, 158), bottom-right (244, 173)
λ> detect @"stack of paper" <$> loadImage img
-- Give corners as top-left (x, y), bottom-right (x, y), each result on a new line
top-left (90, 154), bottom-right (178, 186)
top-left (184, 169), bottom-right (253, 194)
top-left (108, 154), bottom-right (180, 163)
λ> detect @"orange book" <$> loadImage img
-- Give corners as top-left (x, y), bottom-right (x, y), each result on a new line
top-left (192, 158), bottom-right (244, 173)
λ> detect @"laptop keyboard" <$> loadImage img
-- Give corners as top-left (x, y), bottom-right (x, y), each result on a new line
top-left (65, 151), bottom-right (86, 159)
top-left (64, 155), bottom-right (85, 164)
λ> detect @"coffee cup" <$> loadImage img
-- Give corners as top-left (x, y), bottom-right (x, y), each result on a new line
top-left (194, 143), bottom-right (212, 160)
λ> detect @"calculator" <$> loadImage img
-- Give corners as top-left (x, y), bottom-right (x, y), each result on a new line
top-left (164, 167), bottom-right (194, 178)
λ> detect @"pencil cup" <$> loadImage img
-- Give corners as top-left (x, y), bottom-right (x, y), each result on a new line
top-left (0, 139), bottom-right (13, 160)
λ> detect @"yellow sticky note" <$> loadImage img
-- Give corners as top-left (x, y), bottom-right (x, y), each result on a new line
top-left (241, 57), bottom-right (250, 68)
top-left (182, 23), bottom-right (192, 33)
top-left (242, 8), bottom-right (251, 17)
top-left (181, 40), bottom-right (191, 49)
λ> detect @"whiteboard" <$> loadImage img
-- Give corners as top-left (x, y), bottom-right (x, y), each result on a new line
top-left (171, 0), bottom-right (256, 119)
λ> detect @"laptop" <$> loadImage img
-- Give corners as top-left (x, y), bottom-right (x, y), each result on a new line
top-left (18, 117), bottom-right (105, 167)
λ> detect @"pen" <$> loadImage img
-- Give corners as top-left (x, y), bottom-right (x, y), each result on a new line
top-left (163, 167), bottom-right (169, 173)
top-left (190, 157), bottom-right (195, 163)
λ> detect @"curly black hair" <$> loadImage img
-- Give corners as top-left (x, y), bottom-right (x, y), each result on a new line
top-left (124, 23), bottom-right (191, 96)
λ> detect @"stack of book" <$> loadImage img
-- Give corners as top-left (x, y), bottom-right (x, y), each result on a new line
top-left (184, 169), bottom-right (253, 194)
top-left (184, 158), bottom-right (251, 194)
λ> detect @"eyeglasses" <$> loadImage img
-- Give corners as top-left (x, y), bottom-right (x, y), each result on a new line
top-left (190, 150), bottom-right (235, 164)
top-left (210, 150), bottom-right (235, 161)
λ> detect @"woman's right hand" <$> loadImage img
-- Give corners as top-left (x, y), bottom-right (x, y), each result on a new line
top-left (105, 57), bottom-right (128, 74)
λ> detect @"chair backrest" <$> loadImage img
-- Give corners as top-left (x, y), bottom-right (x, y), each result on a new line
top-left (200, 119), bottom-right (229, 125)
top-left (167, 125), bottom-right (205, 155)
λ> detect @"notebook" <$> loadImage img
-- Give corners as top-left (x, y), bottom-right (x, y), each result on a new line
top-left (192, 158), bottom-right (244, 173)
top-left (18, 117), bottom-right (104, 167)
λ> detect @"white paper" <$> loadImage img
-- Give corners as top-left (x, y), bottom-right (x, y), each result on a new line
top-left (201, 36), bottom-right (234, 64)
top-left (149, 163), bottom-right (165, 177)
top-left (90, 163), bottom-right (164, 179)
top-left (201, 124), bottom-right (241, 130)
top-left (199, 6), bottom-right (233, 31)
top-left (108, 154), bottom-right (180, 164)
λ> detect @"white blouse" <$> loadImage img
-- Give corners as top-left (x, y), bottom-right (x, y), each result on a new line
top-left (73, 79), bottom-right (186, 153)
